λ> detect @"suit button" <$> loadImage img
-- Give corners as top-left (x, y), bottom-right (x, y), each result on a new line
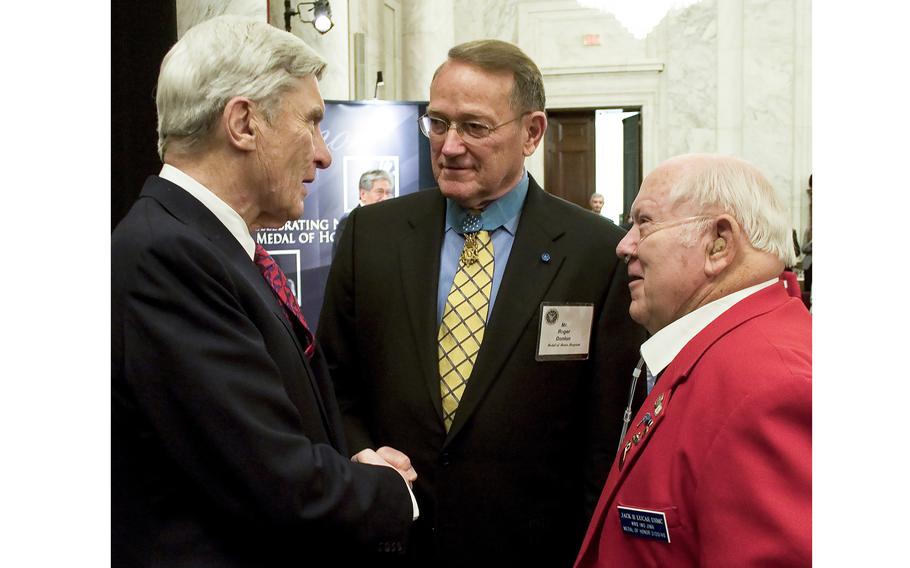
top-left (440, 452), bottom-right (451, 466)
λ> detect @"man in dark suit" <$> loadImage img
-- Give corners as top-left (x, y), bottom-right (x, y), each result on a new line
top-left (112, 16), bottom-right (416, 567)
top-left (319, 39), bottom-right (644, 567)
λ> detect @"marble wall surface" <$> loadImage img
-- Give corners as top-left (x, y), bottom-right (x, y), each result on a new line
top-left (400, 0), bottom-right (455, 101)
top-left (176, 0), bottom-right (266, 38)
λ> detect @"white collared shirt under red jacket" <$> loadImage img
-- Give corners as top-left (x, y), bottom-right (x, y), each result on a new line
top-left (574, 282), bottom-right (811, 567)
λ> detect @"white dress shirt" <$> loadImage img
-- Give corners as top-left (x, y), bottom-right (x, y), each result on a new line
top-left (159, 164), bottom-right (256, 260)
top-left (640, 278), bottom-right (779, 393)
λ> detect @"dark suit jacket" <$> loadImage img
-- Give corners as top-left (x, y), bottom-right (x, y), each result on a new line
top-left (332, 205), bottom-right (357, 259)
top-left (112, 176), bottom-right (412, 567)
top-left (319, 177), bottom-right (645, 567)
top-left (575, 283), bottom-right (811, 567)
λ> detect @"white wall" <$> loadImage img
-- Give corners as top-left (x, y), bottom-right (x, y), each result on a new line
top-left (595, 110), bottom-right (637, 224)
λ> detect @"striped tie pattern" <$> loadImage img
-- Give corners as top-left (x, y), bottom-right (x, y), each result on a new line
top-left (254, 244), bottom-right (315, 358)
top-left (438, 228), bottom-right (494, 431)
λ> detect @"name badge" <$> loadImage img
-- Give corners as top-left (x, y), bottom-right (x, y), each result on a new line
top-left (617, 506), bottom-right (671, 543)
top-left (535, 303), bottom-right (594, 361)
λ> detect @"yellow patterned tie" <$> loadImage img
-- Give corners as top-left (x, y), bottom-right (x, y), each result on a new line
top-left (438, 228), bottom-right (494, 431)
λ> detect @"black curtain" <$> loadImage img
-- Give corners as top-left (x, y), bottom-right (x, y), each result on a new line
top-left (112, 2), bottom-right (177, 230)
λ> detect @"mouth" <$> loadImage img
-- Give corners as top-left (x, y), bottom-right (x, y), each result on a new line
top-left (439, 163), bottom-right (473, 172)
top-left (627, 273), bottom-right (643, 286)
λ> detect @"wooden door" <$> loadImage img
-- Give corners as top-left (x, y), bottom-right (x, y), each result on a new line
top-left (544, 110), bottom-right (596, 209)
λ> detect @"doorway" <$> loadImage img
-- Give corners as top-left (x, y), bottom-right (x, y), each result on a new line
top-left (544, 107), bottom-right (642, 225)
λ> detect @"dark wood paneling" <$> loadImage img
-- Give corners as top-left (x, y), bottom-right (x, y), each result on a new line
top-left (544, 110), bottom-right (596, 210)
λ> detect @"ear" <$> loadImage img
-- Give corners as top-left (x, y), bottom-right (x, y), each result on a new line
top-left (222, 96), bottom-right (258, 152)
top-left (522, 111), bottom-right (547, 156)
top-left (704, 214), bottom-right (739, 277)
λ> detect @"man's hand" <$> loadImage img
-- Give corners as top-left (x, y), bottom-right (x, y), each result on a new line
top-left (352, 447), bottom-right (418, 488)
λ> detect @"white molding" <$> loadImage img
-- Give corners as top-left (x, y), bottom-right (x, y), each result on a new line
top-left (383, 0), bottom-right (402, 99)
top-left (540, 63), bottom-right (665, 76)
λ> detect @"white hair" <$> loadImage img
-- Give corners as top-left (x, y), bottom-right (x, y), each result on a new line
top-left (156, 15), bottom-right (326, 160)
top-left (668, 154), bottom-right (797, 267)
top-left (358, 169), bottom-right (393, 191)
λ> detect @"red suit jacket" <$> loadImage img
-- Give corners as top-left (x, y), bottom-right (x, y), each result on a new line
top-left (575, 283), bottom-right (811, 567)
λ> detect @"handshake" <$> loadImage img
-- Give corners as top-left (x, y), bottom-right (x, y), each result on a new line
top-left (351, 446), bottom-right (418, 489)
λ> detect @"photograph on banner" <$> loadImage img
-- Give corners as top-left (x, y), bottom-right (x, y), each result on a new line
top-left (255, 101), bottom-right (432, 329)
top-left (343, 155), bottom-right (400, 211)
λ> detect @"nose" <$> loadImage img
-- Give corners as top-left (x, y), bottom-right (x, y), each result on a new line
top-left (616, 225), bottom-right (639, 261)
top-left (440, 126), bottom-right (467, 157)
top-left (314, 127), bottom-right (332, 169)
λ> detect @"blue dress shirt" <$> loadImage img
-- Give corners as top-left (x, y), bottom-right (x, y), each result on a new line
top-left (436, 171), bottom-right (529, 326)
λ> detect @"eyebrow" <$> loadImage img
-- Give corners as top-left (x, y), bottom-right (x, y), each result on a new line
top-left (426, 109), bottom-right (491, 122)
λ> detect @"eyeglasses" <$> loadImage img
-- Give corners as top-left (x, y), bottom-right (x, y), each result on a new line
top-left (622, 214), bottom-right (714, 264)
top-left (418, 113), bottom-right (527, 141)
top-left (368, 186), bottom-right (393, 196)
top-left (636, 215), bottom-right (714, 244)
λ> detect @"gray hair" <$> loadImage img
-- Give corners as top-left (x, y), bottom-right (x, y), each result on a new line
top-left (156, 15), bottom-right (326, 160)
top-left (358, 169), bottom-right (393, 191)
top-left (434, 39), bottom-right (546, 114)
top-left (668, 155), bottom-right (797, 267)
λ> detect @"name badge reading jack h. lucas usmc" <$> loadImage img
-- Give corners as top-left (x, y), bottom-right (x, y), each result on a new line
top-left (617, 506), bottom-right (671, 543)
top-left (535, 302), bottom-right (594, 361)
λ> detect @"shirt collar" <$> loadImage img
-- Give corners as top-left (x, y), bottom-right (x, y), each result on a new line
top-left (159, 164), bottom-right (256, 260)
top-left (445, 170), bottom-right (528, 235)
top-left (640, 278), bottom-right (780, 376)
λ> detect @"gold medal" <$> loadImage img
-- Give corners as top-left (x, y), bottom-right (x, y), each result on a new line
top-left (460, 232), bottom-right (480, 266)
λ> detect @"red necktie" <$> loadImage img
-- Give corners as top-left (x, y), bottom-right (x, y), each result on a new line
top-left (253, 244), bottom-right (315, 358)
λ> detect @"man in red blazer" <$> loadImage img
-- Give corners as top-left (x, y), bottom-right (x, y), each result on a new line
top-left (575, 154), bottom-right (811, 567)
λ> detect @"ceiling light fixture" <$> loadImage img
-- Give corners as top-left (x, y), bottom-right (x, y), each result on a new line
top-left (575, 0), bottom-right (699, 39)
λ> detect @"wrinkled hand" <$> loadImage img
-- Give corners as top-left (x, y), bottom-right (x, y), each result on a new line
top-left (376, 446), bottom-right (417, 485)
top-left (352, 447), bottom-right (418, 488)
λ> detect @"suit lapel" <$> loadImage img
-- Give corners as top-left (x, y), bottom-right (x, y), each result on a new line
top-left (141, 176), bottom-right (339, 441)
top-left (590, 383), bottom-right (677, 521)
top-left (398, 193), bottom-right (447, 423)
top-left (575, 382), bottom-right (677, 563)
top-left (445, 179), bottom-right (567, 442)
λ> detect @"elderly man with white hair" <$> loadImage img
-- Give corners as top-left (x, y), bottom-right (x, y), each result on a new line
top-left (574, 154), bottom-right (811, 567)
top-left (111, 16), bottom-right (416, 567)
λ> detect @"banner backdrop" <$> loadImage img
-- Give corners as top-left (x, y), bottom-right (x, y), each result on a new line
top-left (255, 100), bottom-right (433, 330)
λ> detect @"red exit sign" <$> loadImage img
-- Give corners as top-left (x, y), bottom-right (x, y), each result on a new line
top-left (583, 34), bottom-right (601, 46)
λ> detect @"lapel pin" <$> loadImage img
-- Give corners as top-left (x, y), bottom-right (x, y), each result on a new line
top-left (540, 252), bottom-right (551, 263)
top-left (654, 393), bottom-right (665, 416)
top-left (620, 440), bottom-right (632, 469)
